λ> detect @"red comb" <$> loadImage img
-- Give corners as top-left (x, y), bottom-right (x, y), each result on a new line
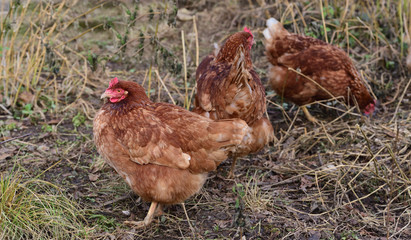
top-left (109, 77), bottom-right (119, 88)
top-left (244, 27), bottom-right (253, 37)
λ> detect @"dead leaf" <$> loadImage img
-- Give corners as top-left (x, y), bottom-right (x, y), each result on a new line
top-left (177, 8), bottom-right (194, 21)
top-left (62, 172), bottom-right (71, 178)
top-left (214, 220), bottom-right (229, 228)
top-left (300, 175), bottom-right (314, 192)
top-left (344, 205), bottom-right (354, 211)
top-left (21, 157), bottom-right (47, 166)
top-left (88, 173), bottom-right (100, 182)
top-left (310, 201), bottom-right (319, 213)
top-left (0, 146), bottom-right (17, 156)
top-left (0, 153), bottom-right (12, 161)
top-left (1, 136), bottom-right (11, 142)
top-left (18, 91), bottom-right (34, 104)
top-left (38, 133), bottom-right (51, 140)
top-left (386, 215), bottom-right (395, 222)
top-left (321, 164), bottom-right (338, 173)
top-left (222, 196), bottom-right (234, 202)
top-left (268, 174), bottom-right (281, 183)
top-left (37, 145), bottom-right (50, 152)
top-left (49, 148), bottom-right (57, 155)
top-left (47, 119), bottom-right (62, 125)
top-left (308, 231), bottom-right (321, 240)
top-left (282, 136), bottom-right (295, 149)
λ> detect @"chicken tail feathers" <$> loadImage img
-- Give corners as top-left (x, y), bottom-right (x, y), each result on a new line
top-left (213, 42), bottom-right (220, 56)
top-left (235, 117), bottom-right (274, 157)
top-left (209, 119), bottom-right (248, 148)
top-left (263, 18), bottom-right (287, 41)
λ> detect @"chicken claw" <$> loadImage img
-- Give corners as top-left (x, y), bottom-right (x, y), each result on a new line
top-left (124, 202), bottom-right (158, 228)
top-left (301, 106), bottom-right (319, 124)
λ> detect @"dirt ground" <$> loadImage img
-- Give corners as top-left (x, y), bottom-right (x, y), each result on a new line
top-left (1, 0), bottom-right (410, 239)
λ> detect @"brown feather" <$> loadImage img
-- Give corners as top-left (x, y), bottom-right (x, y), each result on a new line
top-left (193, 30), bottom-right (274, 158)
top-left (264, 20), bottom-right (375, 113)
top-left (94, 80), bottom-right (248, 204)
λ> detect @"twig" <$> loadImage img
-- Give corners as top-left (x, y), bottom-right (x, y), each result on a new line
top-left (188, 81), bottom-right (197, 109)
top-left (181, 203), bottom-right (196, 238)
top-left (56, 24), bottom-right (104, 48)
top-left (60, 0), bottom-right (107, 31)
top-left (266, 99), bottom-right (292, 123)
top-left (193, 16), bottom-right (199, 68)
top-left (288, 67), bottom-right (349, 111)
top-left (0, 104), bottom-right (12, 115)
top-left (154, 70), bottom-right (176, 105)
top-left (390, 78), bottom-right (411, 123)
top-left (285, 183), bottom-right (387, 217)
top-left (319, 0), bottom-right (328, 43)
top-left (0, 133), bottom-right (32, 145)
top-left (181, 30), bottom-right (189, 109)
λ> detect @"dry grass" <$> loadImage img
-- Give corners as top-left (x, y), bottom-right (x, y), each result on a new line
top-left (0, 0), bottom-right (100, 121)
top-left (0, 167), bottom-right (90, 239)
top-left (0, 0), bottom-right (410, 239)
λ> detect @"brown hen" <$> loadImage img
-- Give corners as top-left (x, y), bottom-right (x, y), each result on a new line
top-left (93, 78), bottom-right (249, 227)
top-left (263, 18), bottom-right (376, 123)
top-left (193, 28), bottom-right (274, 177)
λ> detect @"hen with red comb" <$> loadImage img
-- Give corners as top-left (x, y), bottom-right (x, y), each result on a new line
top-left (243, 27), bottom-right (253, 36)
top-left (193, 28), bottom-right (274, 178)
top-left (94, 79), bottom-right (250, 228)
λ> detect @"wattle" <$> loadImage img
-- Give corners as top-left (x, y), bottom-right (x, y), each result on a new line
top-left (110, 96), bottom-right (124, 103)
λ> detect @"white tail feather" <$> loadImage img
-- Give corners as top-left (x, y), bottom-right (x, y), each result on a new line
top-left (266, 18), bottom-right (278, 27)
top-left (213, 43), bottom-right (220, 56)
top-left (263, 17), bottom-right (283, 40)
top-left (263, 29), bottom-right (271, 40)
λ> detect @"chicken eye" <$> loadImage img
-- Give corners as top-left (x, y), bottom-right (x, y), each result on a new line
top-left (117, 89), bottom-right (121, 93)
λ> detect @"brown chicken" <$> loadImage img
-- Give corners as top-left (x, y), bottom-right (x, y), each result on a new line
top-left (263, 18), bottom-right (376, 123)
top-left (193, 27), bottom-right (274, 177)
top-left (93, 78), bottom-right (249, 227)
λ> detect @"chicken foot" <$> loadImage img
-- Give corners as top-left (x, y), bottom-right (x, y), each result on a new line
top-left (124, 201), bottom-right (158, 228)
top-left (301, 106), bottom-right (319, 124)
top-left (154, 204), bottom-right (163, 217)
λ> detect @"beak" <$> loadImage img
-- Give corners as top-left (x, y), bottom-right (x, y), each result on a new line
top-left (100, 91), bottom-right (109, 99)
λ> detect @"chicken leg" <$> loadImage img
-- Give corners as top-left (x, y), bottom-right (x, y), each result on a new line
top-left (124, 201), bottom-right (158, 228)
top-left (154, 204), bottom-right (163, 217)
top-left (301, 106), bottom-right (318, 124)
top-left (228, 156), bottom-right (238, 178)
